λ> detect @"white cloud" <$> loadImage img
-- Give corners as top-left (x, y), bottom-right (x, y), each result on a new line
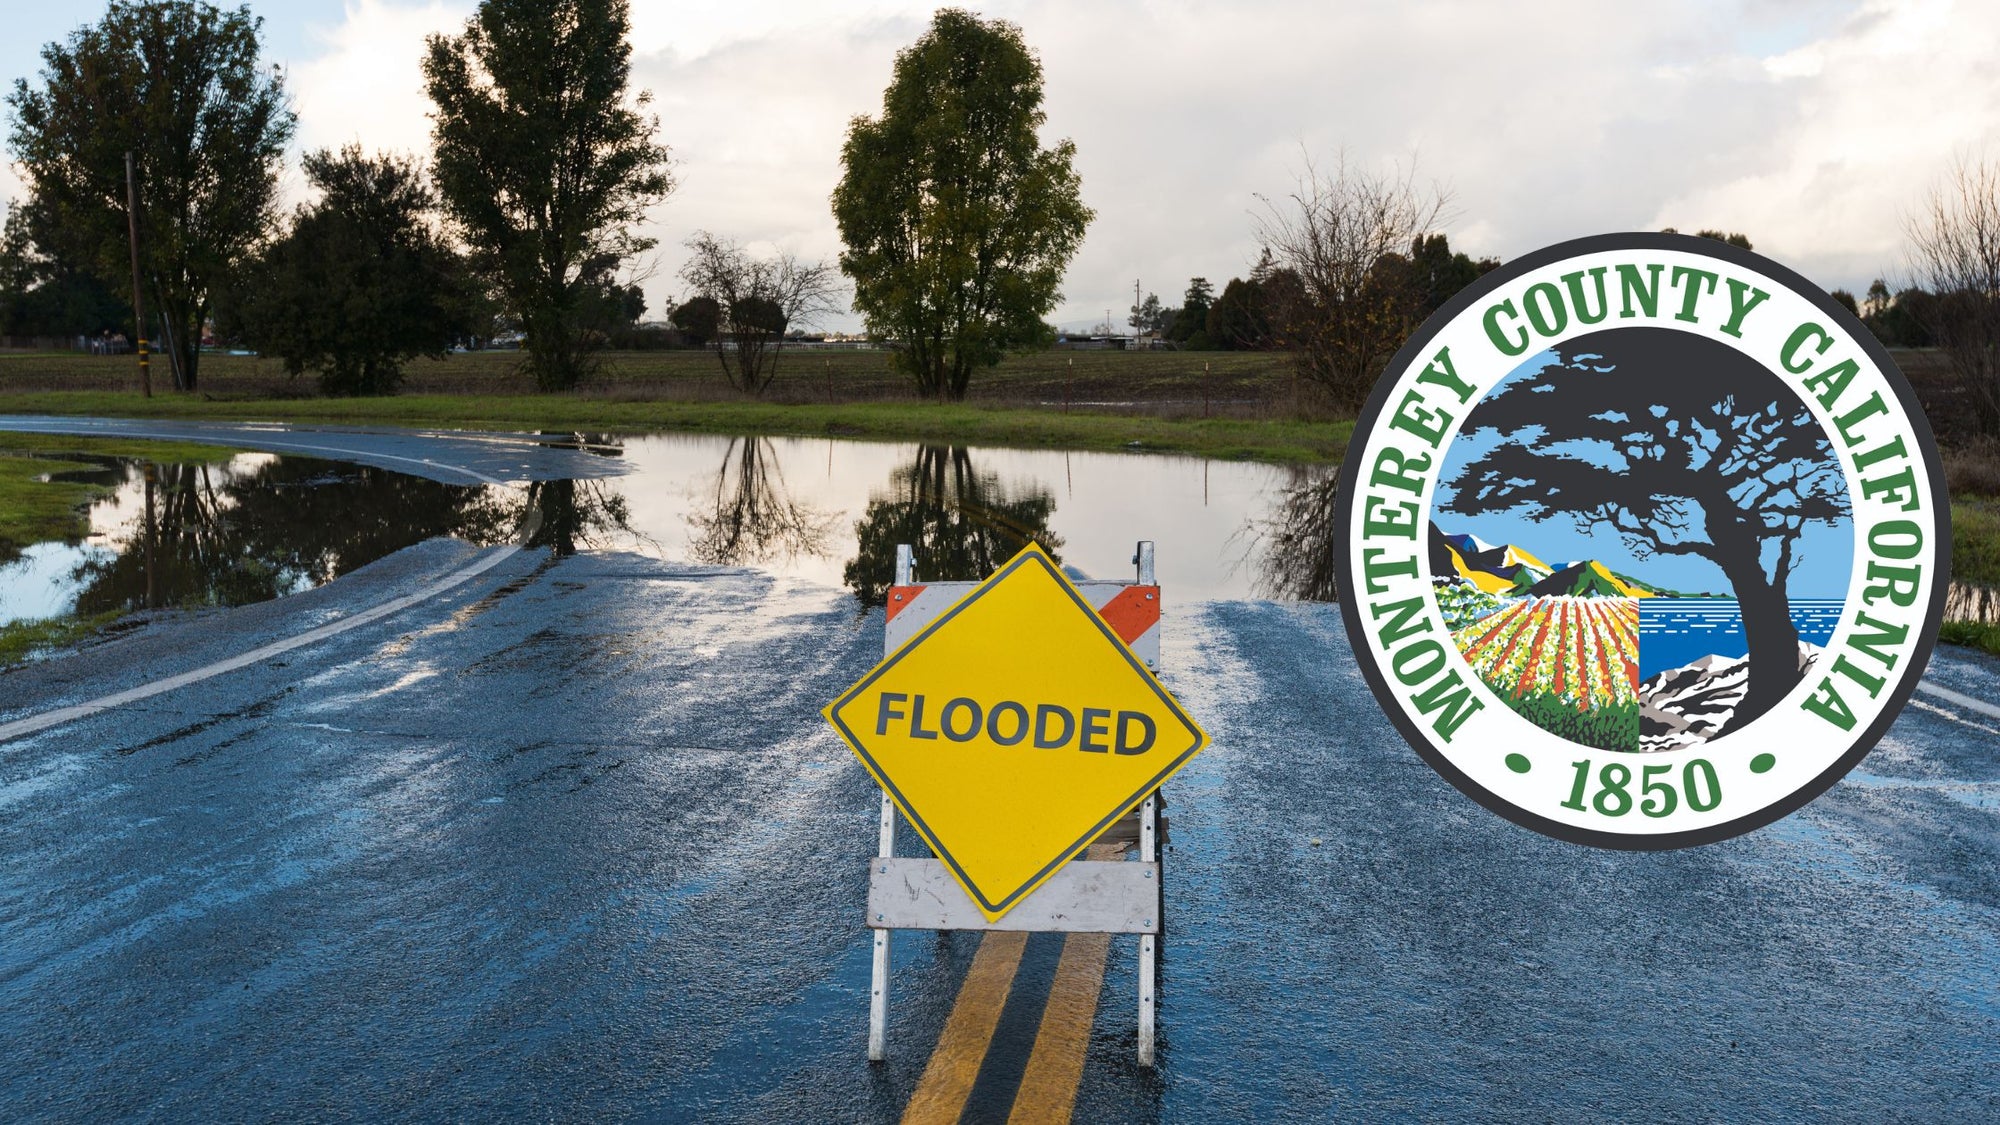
top-left (14, 0), bottom-right (1999, 327)
top-left (288, 0), bottom-right (473, 174)
top-left (1651, 0), bottom-right (1999, 289)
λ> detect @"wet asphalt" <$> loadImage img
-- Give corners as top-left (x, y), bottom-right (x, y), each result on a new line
top-left (0, 416), bottom-right (629, 485)
top-left (0, 420), bottom-right (1995, 1122)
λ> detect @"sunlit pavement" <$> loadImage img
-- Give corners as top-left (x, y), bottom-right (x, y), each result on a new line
top-left (0, 422), bottom-right (1996, 1121)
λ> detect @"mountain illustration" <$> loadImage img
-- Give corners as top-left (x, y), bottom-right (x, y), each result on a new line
top-left (1525, 560), bottom-right (1651, 598)
top-left (1429, 521), bottom-right (1667, 597)
top-left (1428, 523), bottom-right (1552, 593)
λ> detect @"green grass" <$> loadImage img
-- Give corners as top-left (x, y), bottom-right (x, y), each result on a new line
top-left (0, 610), bottom-right (125, 668)
top-left (1951, 498), bottom-right (2000, 588)
top-left (0, 432), bottom-right (242, 552)
top-left (1, 346), bottom-right (1995, 663)
top-left (1939, 619), bottom-right (2000, 656)
top-left (0, 391), bottom-right (1353, 463)
top-left (0, 346), bottom-right (1303, 406)
top-left (0, 453), bottom-right (110, 551)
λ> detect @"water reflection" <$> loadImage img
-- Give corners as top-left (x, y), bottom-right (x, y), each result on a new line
top-left (5, 433), bottom-right (1326, 622)
top-left (1946, 582), bottom-right (2000, 626)
top-left (525, 477), bottom-right (637, 558)
top-left (1254, 467), bottom-right (1340, 601)
top-left (843, 445), bottom-right (1064, 607)
top-left (68, 457), bottom-right (518, 618)
top-left (687, 437), bottom-right (835, 566)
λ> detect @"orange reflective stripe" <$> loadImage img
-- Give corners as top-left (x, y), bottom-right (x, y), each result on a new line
top-left (886, 585), bottom-right (927, 623)
top-left (1094, 585), bottom-right (1160, 646)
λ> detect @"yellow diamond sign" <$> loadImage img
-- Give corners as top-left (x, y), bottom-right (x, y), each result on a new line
top-left (824, 544), bottom-right (1210, 922)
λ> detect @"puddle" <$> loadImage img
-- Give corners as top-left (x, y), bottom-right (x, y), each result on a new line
top-left (0, 451), bottom-right (518, 628)
top-left (0, 431), bottom-right (1342, 629)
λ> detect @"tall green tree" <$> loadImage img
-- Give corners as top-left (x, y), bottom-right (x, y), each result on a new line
top-left (7, 1), bottom-right (293, 390)
top-left (1168, 277), bottom-right (1214, 345)
top-left (229, 147), bottom-right (470, 396)
top-left (423, 0), bottom-right (673, 391)
top-left (832, 9), bottom-right (1092, 400)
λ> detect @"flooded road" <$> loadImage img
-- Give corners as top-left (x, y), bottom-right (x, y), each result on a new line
top-left (0, 418), bottom-right (1995, 1121)
top-left (0, 422), bottom-right (1317, 631)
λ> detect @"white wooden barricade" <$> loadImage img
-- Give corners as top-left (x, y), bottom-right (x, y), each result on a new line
top-left (867, 541), bottom-right (1165, 1067)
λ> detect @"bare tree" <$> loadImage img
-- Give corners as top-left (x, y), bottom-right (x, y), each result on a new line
top-left (1906, 154), bottom-right (2000, 435)
top-left (679, 232), bottom-right (842, 396)
top-left (1254, 152), bottom-right (1449, 412)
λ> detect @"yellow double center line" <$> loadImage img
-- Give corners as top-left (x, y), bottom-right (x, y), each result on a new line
top-left (902, 846), bottom-right (1121, 1124)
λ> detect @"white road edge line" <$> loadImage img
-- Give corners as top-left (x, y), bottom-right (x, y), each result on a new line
top-left (1906, 697), bottom-right (2000, 737)
top-left (0, 421), bottom-right (530, 744)
top-left (1915, 680), bottom-right (2000, 722)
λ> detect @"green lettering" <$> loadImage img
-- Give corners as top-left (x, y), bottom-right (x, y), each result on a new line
top-left (1361, 494), bottom-right (1420, 539)
top-left (1847, 611), bottom-right (1909, 671)
top-left (1669, 266), bottom-right (1718, 323)
top-left (1362, 549), bottom-right (1419, 595)
top-left (1370, 446), bottom-right (1431, 494)
top-left (1802, 358), bottom-right (1858, 410)
top-left (1484, 298), bottom-right (1529, 356)
top-left (1414, 345), bottom-right (1476, 403)
top-left (1388, 390), bottom-right (1452, 447)
top-left (1720, 278), bottom-right (1770, 337)
top-left (1409, 669), bottom-right (1485, 742)
top-left (1523, 282), bottom-right (1568, 336)
top-left (1801, 677), bottom-right (1857, 730)
top-left (1561, 268), bottom-right (1610, 325)
top-left (1370, 596), bottom-right (1432, 646)
top-left (1781, 322), bottom-right (1832, 373)
top-left (1616, 263), bottom-right (1664, 318)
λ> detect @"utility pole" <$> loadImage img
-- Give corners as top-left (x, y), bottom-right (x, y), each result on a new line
top-left (124, 151), bottom-right (150, 398)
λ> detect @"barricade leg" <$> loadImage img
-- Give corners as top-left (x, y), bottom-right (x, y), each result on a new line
top-left (1138, 791), bottom-right (1158, 1066)
top-left (870, 792), bottom-right (895, 1061)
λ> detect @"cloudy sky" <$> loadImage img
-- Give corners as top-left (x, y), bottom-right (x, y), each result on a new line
top-left (2, 0), bottom-right (1995, 331)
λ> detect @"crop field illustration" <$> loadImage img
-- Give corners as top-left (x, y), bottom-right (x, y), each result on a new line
top-left (1448, 595), bottom-right (1641, 751)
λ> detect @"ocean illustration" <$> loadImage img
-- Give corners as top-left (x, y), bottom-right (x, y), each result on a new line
top-left (1428, 328), bottom-right (1853, 753)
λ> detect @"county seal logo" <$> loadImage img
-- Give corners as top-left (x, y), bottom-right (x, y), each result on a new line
top-left (1333, 232), bottom-right (1949, 848)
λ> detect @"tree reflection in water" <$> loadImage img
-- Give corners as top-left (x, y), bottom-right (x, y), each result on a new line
top-left (72, 457), bottom-right (520, 615)
top-left (521, 433), bottom-right (636, 558)
top-left (1947, 581), bottom-right (2000, 625)
top-left (523, 477), bottom-right (635, 558)
top-left (686, 437), bottom-right (835, 565)
top-left (1255, 466), bottom-right (1340, 601)
top-left (845, 444), bottom-right (1063, 607)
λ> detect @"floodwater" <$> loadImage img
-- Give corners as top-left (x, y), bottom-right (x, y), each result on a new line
top-left (0, 452), bottom-right (515, 628)
top-left (0, 435), bottom-right (1324, 630)
top-left (1, 433), bottom-right (1993, 634)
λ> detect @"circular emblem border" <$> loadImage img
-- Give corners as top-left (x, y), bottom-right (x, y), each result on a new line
top-left (1331, 231), bottom-right (1952, 850)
